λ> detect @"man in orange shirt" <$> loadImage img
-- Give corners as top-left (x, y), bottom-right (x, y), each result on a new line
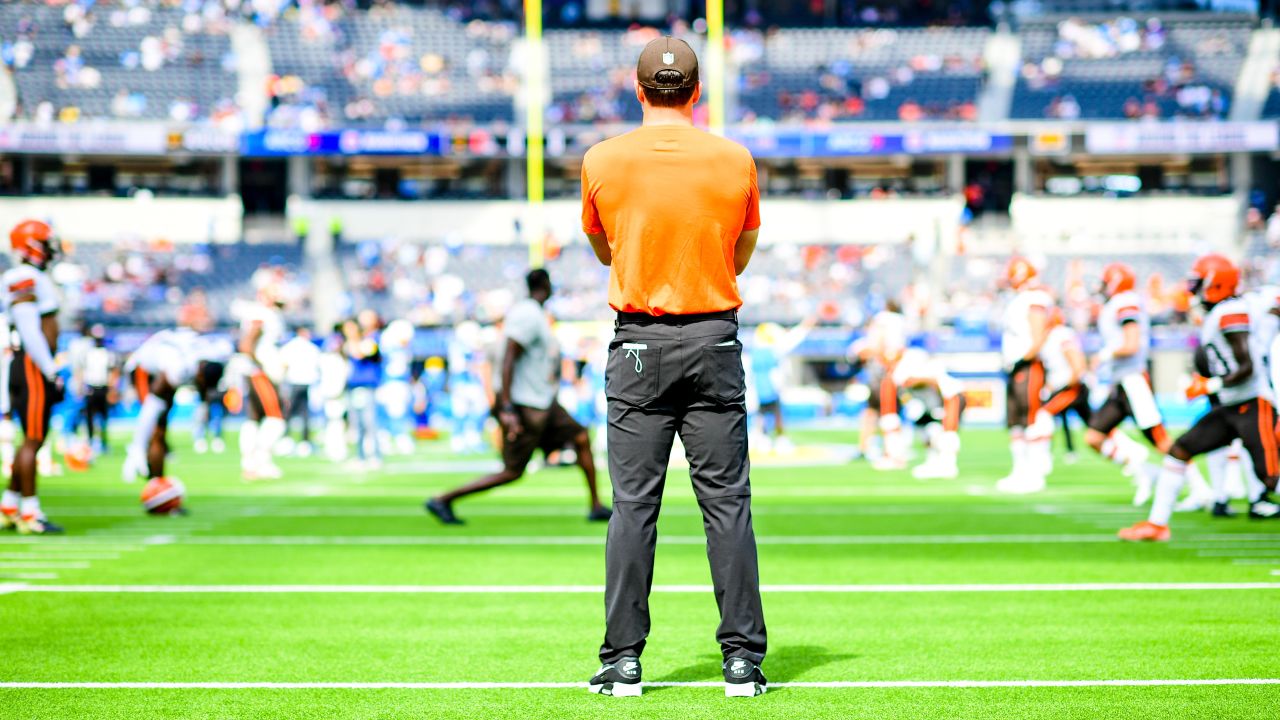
top-left (581, 37), bottom-right (767, 699)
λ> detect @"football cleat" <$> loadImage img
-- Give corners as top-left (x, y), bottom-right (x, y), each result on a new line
top-left (0, 507), bottom-right (17, 530)
top-left (871, 456), bottom-right (907, 472)
top-left (1117, 521), bottom-right (1170, 542)
top-left (587, 505), bottom-right (612, 522)
top-left (425, 498), bottom-right (463, 525)
top-left (911, 458), bottom-right (958, 480)
top-left (995, 473), bottom-right (1045, 495)
top-left (1248, 498), bottom-right (1280, 520)
top-left (724, 657), bottom-right (767, 697)
top-left (1211, 501), bottom-right (1237, 518)
top-left (16, 515), bottom-right (64, 535)
top-left (589, 657), bottom-right (641, 697)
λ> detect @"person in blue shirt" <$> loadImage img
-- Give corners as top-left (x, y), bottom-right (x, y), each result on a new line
top-left (343, 311), bottom-right (384, 470)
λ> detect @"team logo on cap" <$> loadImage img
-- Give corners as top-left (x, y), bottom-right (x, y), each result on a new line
top-left (662, 51), bottom-right (674, 64)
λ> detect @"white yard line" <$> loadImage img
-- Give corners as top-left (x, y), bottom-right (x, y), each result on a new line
top-left (2, 582), bottom-right (1277, 595)
top-left (27, 533), bottom-right (1119, 547)
top-left (0, 562), bottom-right (90, 570)
top-left (0, 553), bottom-right (120, 561)
top-left (0, 678), bottom-right (1275, 690)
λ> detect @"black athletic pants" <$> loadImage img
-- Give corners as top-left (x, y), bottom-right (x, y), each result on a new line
top-left (84, 385), bottom-right (110, 448)
top-left (285, 384), bottom-right (311, 443)
top-left (600, 310), bottom-right (767, 666)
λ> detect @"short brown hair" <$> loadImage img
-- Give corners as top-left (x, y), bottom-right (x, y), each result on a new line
top-left (642, 69), bottom-right (698, 107)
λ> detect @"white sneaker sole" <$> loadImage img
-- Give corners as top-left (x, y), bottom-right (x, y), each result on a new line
top-left (588, 682), bottom-right (641, 697)
top-left (725, 682), bottom-right (766, 697)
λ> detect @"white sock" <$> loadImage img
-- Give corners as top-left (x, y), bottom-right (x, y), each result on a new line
top-left (1206, 447), bottom-right (1231, 504)
top-left (1149, 457), bottom-right (1187, 527)
top-left (1010, 433), bottom-right (1027, 475)
top-left (131, 396), bottom-right (168, 458)
top-left (1, 489), bottom-right (18, 511)
top-left (239, 421), bottom-right (258, 469)
top-left (937, 431), bottom-right (960, 464)
top-left (1184, 462), bottom-right (1210, 500)
top-left (19, 495), bottom-right (41, 519)
top-left (257, 417), bottom-right (287, 465)
top-left (1030, 437), bottom-right (1052, 477)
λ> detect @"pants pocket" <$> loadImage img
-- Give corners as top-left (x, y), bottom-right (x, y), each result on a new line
top-left (699, 341), bottom-right (746, 404)
top-left (606, 342), bottom-right (661, 406)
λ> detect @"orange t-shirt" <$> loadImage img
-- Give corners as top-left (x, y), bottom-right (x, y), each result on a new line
top-left (581, 124), bottom-right (761, 316)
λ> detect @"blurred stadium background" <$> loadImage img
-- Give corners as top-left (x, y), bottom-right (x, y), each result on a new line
top-left (2, 0), bottom-right (1280, 423)
top-left (4, 1), bottom-right (1280, 714)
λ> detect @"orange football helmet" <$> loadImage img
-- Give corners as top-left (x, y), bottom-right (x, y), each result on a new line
top-left (1188, 253), bottom-right (1239, 306)
top-left (9, 220), bottom-right (56, 268)
top-left (1004, 256), bottom-right (1038, 290)
top-left (1099, 262), bottom-right (1136, 299)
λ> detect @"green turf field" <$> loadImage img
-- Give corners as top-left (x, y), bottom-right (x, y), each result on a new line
top-left (2, 428), bottom-right (1278, 719)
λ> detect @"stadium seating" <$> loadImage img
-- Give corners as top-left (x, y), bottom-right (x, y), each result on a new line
top-left (265, 7), bottom-right (516, 126)
top-left (1010, 15), bottom-right (1251, 120)
top-left (738, 27), bottom-right (989, 122)
top-left (1, 3), bottom-right (238, 122)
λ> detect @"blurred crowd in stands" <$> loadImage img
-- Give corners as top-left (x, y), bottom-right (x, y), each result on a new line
top-left (2, 0), bottom-right (1268, 128)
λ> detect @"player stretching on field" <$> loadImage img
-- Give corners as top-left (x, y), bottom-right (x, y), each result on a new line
top-left (425, 270), bottom-right (610, 525)
top-left (235, 291), bottom-right (287, 481)
top-left (122, 328), bottom-right (228, 483)
top-left (1085, 262), bottom-right (1211, 508)
top-left (0, 221), bottom-right (65, 534)
top-left (1119, 254), bottom-right (1280, 542)
top-left (1034, 308), bottom-right (1089, 478)
top-left (851, 303), bottom-right (909, 469)
top-left (892, 346), bottom-right (964, 479)
top-left (998, 257), bottom-right (1053, 494)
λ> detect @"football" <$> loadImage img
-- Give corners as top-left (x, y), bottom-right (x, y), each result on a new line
top-left (140, 477), bottom-right (186, 515)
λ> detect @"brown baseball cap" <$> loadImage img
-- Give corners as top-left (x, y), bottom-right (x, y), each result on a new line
top-left (636, 36), bottom-right (699, 90)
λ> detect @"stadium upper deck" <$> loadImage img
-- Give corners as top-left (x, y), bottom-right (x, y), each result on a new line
top-left (3, 0), bottom-right (1277, 127)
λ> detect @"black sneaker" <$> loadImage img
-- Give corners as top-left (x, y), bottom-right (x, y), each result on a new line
top-left (424, 498), bottom-right (463, 525)
top-left (587, 505), bottom-right (612, 522)
top-left (588, 656), bottom-right (641, 697)
top-left (723, 657), bottom-right (766, 697)
top-left (1211, 501), bottom-right (1236, 518)
top-left (1248, 497), bottom-right (1280, 519)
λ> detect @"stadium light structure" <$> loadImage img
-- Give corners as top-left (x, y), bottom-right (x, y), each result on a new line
top-left (706, 0), bottom-right (726, 136)
top-left (524, 0), bottom-right (546, 268)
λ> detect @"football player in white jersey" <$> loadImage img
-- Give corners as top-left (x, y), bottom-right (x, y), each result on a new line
top-left (1081, 263), bottom-right (1212, 508)
top-left (1120, 254), bottom-right (1280, 541)
top-left (0, 220), bottom-right (65, 534)
top-left (850, 302), bottom-right (909, 470)
top-left (122, 328), bottom-right (231, 484)
top-left (0, 309), bottom-right (16, 478)
top-left (892, 347), bottom-right (964, 479)
top-left (234, 290), bottom-right (288, 480)
top-left (997, 257), bottom-right (1054, 494)
top-left (1034, 308), bottom-right (1090, 475)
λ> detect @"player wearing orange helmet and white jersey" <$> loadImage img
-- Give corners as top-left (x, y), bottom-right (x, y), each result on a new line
top-left (997, 256), bottom-right (1054, 494)
top-left (0, 220), bottom-right (64, 534)
top-left (1082, 262), bottom-right (1211, 508)
top-left (232, 289), bottom-right (288, 480)
top-left (1120, 254), bottom-right (1280, 542)
top-left (1036, 309), bottom-right (1091, 460)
